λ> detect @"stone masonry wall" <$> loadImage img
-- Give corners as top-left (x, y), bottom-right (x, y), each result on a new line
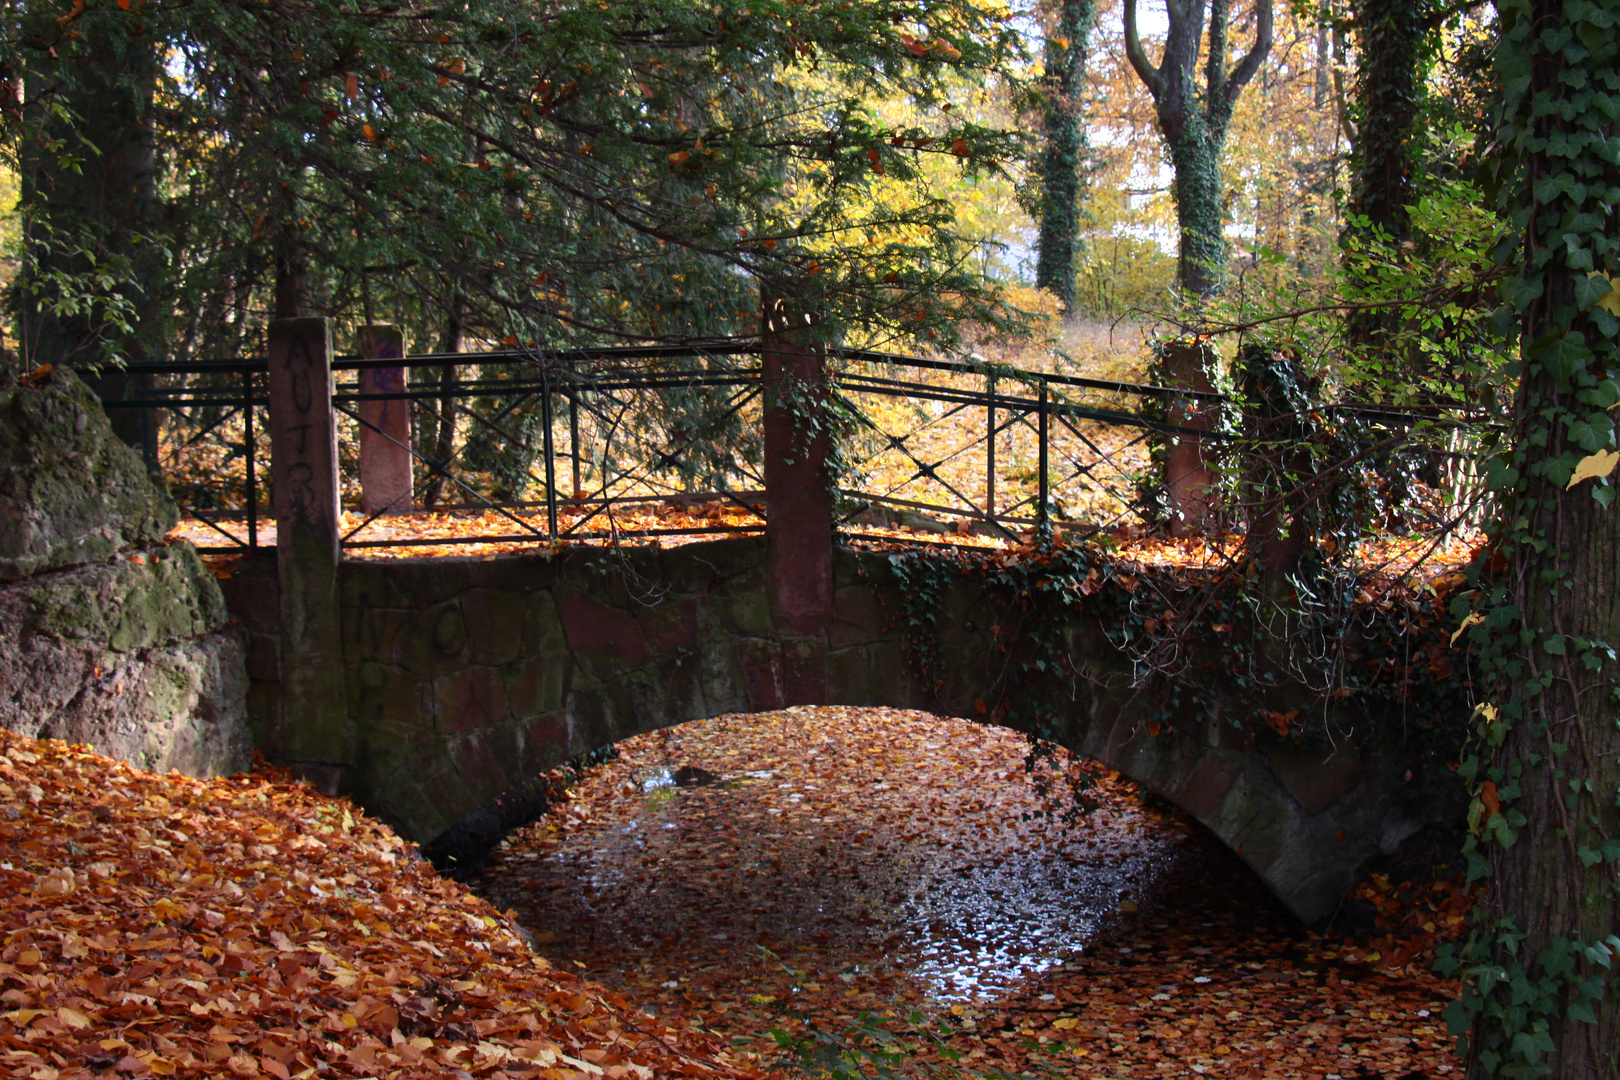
top-left (225, 537), bottom-right (1460, 925)
top-left (0, 368), bottom-right (250, 777)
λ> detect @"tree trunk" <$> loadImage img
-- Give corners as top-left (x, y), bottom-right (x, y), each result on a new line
top-left (422, 296), bottom-right (462, 507)
top-left (1342, 0), bottom-right (1429, 367)
top-left (1461, 0), bottom-right (1620, 1073)
top-left (1471, 401), bottom-right (1620, 1077)
top-left (1033, 0), bottom-right (1098, 314)
top-left (1346, 0), bottom-right (1426, 245)
top-left (1167, 127), bottom-right (1228, 298)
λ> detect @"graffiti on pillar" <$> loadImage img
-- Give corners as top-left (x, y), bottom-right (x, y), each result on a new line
top-left (267, 319), bottom-right (338, 546)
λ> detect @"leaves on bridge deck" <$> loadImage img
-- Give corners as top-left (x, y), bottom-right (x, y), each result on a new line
top-left (0, 729), bottom-right (768, 1080)
top-left (475, 707), bottom-right (1463, 1079)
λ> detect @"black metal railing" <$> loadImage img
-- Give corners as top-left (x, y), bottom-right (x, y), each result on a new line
top-left (102, 344), bottom-right (1463, 556)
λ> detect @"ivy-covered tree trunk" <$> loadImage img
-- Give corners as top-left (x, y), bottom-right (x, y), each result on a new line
top-left (1342, 0), bottom-right (1432, 369)
top-left (1450, 0), bottom-right (1620, 1074)
top-left (1032, 0), bottom-right (1097, 313)
top-left (1166, 127), bottom-right (1227, 298)
top-left (1346, 0), bottom-right (1428, 244)
top-left (1123, 0), bottom-right (1273, 299)
top-left (1122, 0), bottom-right (1271, 531)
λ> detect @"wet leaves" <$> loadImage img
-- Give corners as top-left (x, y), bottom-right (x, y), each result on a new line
top-left (475, 707), bottom-right (1463, 1078)
top-left (0, 731), bottom-right (766, 1080)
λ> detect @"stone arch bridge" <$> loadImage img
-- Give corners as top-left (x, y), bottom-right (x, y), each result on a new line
top-left (213, 317), bottom-right (1460, 930)
top-left (223, 533), bottom-right (1458, 930)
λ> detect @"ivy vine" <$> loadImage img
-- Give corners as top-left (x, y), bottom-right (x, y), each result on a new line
top-left (1437, 0), bottom-right (1620, 1074)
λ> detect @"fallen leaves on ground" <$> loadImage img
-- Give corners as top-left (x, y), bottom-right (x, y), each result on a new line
top-left (476, 707), bottom-right (1462, 1078)
top-left (0, 730), bottom-right (769, 1080)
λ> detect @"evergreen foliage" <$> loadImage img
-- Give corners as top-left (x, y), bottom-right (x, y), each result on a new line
top-left (1, 0), bottom-right (1037, 370)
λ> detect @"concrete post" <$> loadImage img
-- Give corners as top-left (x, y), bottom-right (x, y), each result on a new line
top-left (266, 317), bottom-right (351, 792)
top-left (762, 288), bottom-right (832, 704)
top-left (357, 325), bottom-right (413, 515)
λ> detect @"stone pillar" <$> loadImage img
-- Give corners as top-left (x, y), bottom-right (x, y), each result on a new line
top-left (1161, 339), bottom-right (1221, 536)
top-left (357, 325), bottom-right (412, 515)
top-left (266, 317), bottom-right (351, 792)
top-left (762, 289), bottom-right (832, 704)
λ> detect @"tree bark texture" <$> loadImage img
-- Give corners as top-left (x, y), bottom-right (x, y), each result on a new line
top-left (1475, 433), bottom-right (1620, 1078)
top-left (1122, 0), bottom-right (1274, 298)
top-left (1466, 0), bottom-right (1620, 1073)
top-left (1347, 0), bottom-right (1427, 244)
top-left (1033, 0), bottom-right (1098, 312)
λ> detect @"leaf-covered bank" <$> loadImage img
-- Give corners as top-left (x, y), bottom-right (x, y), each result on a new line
top-left (0, 729), bottom-right (769, 1080)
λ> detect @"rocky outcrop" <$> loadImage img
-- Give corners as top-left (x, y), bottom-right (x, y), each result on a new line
top-left (0, 368), bottom-right (176, 582)
top-left (0, 367), bottom-right (250, 777)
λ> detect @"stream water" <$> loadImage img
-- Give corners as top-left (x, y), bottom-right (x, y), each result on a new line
top-left (473, 707), bottom-right (1457, 1077)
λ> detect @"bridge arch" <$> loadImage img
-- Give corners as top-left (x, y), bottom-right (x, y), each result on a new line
top-left (224, 536), bottom-right (1460, 928)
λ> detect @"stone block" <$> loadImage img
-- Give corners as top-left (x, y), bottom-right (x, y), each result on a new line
top-left (469, 553), bottom-right (558, 592)
top-left (1268, 742), bottom-right (1363, 815)
top-left (524, 713), bottom-right (570, 764)
top-left (779, 635), bottom-right (827, 706)
top-left (347, 661), bottom-right (424, 723)
top-left (217, 555), bottom-right (280, 634)
top-left (520, 590), bottom-right (567, 657)
top-left (341, 561), bottom-right (418, 610)
top-left (463, 588), bottom-right (529, 666)
top-left (557, 588), bottom-right (651, 667)
top-left (739, 637), bottom-right (784, 711)
top-left (22, 541), bottom-right (227, 653)
top-left (0, 368), bottom-right (178, 583)
top-left (865, 641), bottom-right (910, 706)
top-left (430, 665), bottom-right (510, 735)
top-left (714, 578), bottom-right (773, 637)
top-left (343, 604), bottom-right (413, 666)
top-left (504, 654), bottom-right (570, 718)
top-left (696, 641), bottom-right (749, 716)
top-left (830, 584), bottom-right (889, 649)
top-left (1167, 749), bottom-right (1244, 821)
top-left (0, 628), bottom-right (248, 778)
top-left (392, 599), bottom-right (470, 678)
top-left (374, 557), bottom-right (477, 608)
top-left (660, 536), bottom-right (768, 591)
top-left (825, 645), bottom-right (870, 705)
top-left (636, 596), bottom-right (701, 658)
top-left (244, 632), bottom-right (280, 682)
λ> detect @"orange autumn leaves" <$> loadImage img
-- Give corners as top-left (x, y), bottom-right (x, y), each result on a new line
top-left (0, 731), bottom-right (769, 1080)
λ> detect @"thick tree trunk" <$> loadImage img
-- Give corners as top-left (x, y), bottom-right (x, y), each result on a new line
top-left (1472, 438), bottom-right (1620, 1077)
top-left (1343, 0), bottom-right (1429, 369)
top-left (1168, 128), bottom-right (1227, 298)
top-left (1465, 1), bottom-right (1620, 1072)
top-left (1033, 0), bottom-right (1098, 313)
top-left (1347, 0), bottom-right (1425, 244)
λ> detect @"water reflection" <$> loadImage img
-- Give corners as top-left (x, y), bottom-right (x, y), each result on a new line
top-left (476, 710), bottom-right (1196, 1017)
